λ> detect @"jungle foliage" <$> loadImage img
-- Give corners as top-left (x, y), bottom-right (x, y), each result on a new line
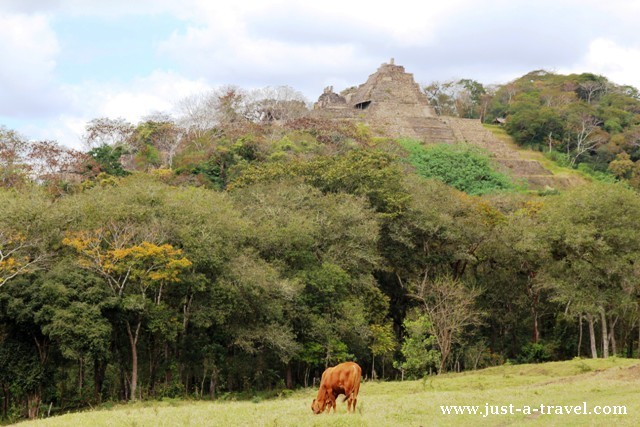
top-left (2, 79), bottom-right (640, 422)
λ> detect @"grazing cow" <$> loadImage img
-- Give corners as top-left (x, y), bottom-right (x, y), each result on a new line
top-left (311, 361), bottom-right (362, 414)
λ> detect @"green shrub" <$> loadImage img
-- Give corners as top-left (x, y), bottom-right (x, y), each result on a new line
top-left (395, 313), bottom-right (440, 379)
top-left (543, 150), bottom-right (571, 168)
top-left (398, 140), bottom-right (517, 195)
top-left (518, 342), bottom-right (554, 364)
top-left (576, 163), bottom-right (617, 183)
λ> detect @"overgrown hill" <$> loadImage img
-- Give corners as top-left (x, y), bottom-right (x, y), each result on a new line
top-left (425, 70), bottom-right (640, 187)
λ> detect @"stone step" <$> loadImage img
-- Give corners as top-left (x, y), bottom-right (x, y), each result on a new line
top-left (495, 159), bottom-right (553, 177)
top-left (525, 175), bottom-right (578, 190)
top-left (441, 118), bottom-right (521, 159)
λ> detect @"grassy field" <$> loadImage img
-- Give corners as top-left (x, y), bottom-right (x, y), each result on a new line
top-left (15, 358), bottom-right (640, 427)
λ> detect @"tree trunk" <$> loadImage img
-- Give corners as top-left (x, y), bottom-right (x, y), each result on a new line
top-left (638, 318), bottom-right (640, 358)
top-left (371, 356), bottom-right (375, 380)
top-left (27, 391), bottom-right (41, 420)
top-left (439, 346), bottom-right (449, 374)
top-left (587, 314), bottom-right (598, 359)
top-left (285, 363), bottom-right (293, 389)
top-left (149, 336), bottom-right (158, 397)
top-left (600, 309), bottom-right (609, 358)
top-left (126, 319), bottom-right (142, 401)
top-left (577, 314), bottom-right (583, 358)
top-left (131, 346), bottom-right (138, 400)
top-left (94, 358), bottom-right (105, 403)
top-left (531, 287), bottom-right (540, 343)
top-left (78, 357), bottom-right (84, 394)
top-left (209, 367), bottom-right (218, 400)
top-left (473, 350), bottom-right (482, 370)
top-left (608, 316), bottom-right (618, 356)
top-left (120, 366), bottom-right (128, 400)
top-left (164, 342), bottom-right (172, 386)
top-left (199, 372), bottom-right (205, 398)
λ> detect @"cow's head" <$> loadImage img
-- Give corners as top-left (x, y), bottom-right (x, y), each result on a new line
top-left (311, 398), bottom-right (326, 414)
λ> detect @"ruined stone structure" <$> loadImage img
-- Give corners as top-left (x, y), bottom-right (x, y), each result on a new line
top-left (311, 60), bottom-right (573, 189)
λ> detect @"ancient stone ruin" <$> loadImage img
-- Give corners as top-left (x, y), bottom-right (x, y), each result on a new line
top-left (311, 60), bottom-right (573, 189)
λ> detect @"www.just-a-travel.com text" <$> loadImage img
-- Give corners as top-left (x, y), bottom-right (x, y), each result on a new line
top-left (440, 402), bottom-right (627, 417)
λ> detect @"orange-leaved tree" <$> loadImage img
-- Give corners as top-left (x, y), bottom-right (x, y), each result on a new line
top-left (63, 226), bottom-right (192, 401)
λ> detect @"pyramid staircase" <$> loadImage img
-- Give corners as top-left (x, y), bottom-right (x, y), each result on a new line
top-left (436, 118), bottom-right (576, 189)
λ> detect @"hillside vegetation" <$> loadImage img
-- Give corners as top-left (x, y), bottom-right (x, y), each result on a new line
top-left (2, 72), bottom-right (640, 422)
top-left (426, 71), bottom-right (640, 185)
top-left (17, 358), bottom-right (640, 427)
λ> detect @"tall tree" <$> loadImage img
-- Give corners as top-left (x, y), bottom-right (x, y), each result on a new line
top-left (0, 189), bottom-right (50, 288)
top-left (63, 229), bottom-right (191, 401)
top-left (0, 126), bottom-right (30, 188)
top-left (411, 275), bottom-right (483, 373)
top-left (564, 113), bottom-right (608, 166)
top-left (541, 183), bottom-right (640, 358)
top-left (83, 117), bottom-right (134, 149)
top-left (132, 115), bottom-right (182, 169)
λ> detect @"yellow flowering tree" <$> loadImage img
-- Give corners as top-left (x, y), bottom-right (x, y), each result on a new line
top-left (0, 231), bottom-right (43, 288)
top-left (63, 226), bottom-right (191, 401)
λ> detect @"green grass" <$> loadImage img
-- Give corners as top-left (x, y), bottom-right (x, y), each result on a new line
top-left (16, 358), bottom-right (640, 426)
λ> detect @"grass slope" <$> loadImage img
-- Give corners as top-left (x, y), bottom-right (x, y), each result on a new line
top-left (483, 124), bottom-right (588, 185)
top-left (17, 358), bottom-right (640, 426)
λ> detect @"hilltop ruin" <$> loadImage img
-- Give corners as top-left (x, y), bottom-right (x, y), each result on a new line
top-left (311, 60), bottom-right (572, 189)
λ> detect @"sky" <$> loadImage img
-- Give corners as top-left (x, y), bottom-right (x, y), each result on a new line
top-left (1, 0), bottom-right (640, 150)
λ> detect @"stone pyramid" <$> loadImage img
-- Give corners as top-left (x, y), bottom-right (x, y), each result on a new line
top-left (311, 60), bottom-right (573, 189)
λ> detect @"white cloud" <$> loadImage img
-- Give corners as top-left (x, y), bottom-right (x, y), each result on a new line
top-left (157, 0), bottom-right (473, 94)
top-left (0, 13), bottom-right (63, 116)
top-left (97, 71), bottom-right (210, 120)
top-left (0, 0), bottom-right (182, 16)
top-left (3, 0), bottom-right (640, 150)
top-left (561, 38), bottom-right (640, 89)
top-left (38, 71), bottom-right (212, 149)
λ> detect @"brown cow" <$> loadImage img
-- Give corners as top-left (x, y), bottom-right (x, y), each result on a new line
top-left (311, 362), bottom-right (361, 414)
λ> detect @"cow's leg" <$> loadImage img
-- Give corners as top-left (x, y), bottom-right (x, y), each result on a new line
top-left (347, 385), bottom-right (359, 413)
top-left (331, 394), bottom-right (337, 413)
top-left (325, 394), bottom-right (335, 413)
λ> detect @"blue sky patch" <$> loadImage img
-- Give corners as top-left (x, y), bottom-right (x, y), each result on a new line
top-left (52, 13), bottom-right (185, 83)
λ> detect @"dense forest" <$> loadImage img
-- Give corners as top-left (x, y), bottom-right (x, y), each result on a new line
top-left (2, 70), bottom-right (640, 422)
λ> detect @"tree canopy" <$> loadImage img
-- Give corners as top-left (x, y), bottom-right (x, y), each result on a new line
top-left (2, 72), bottom-right (640, 422)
